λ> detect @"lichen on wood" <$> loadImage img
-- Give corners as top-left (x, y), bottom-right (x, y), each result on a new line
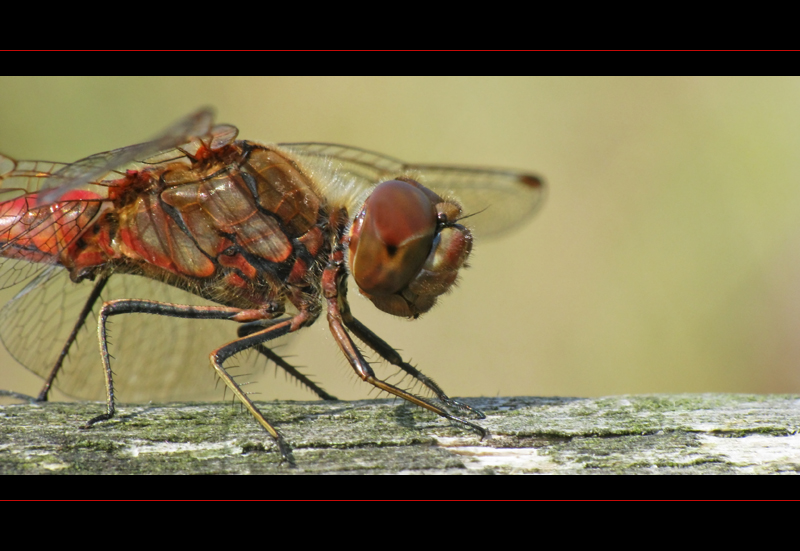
top-left (1, 394), bottom-right (798, 474)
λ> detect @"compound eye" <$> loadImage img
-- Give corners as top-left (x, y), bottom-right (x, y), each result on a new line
top-left (350, 180), bottom-right (437, 296)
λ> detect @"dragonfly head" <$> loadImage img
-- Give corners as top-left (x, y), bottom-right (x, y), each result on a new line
top-left (348, 178), bottom-right (473, 319)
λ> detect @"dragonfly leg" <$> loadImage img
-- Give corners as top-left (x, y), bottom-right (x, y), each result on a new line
top-left (37, 274), bottom-right (109, 402)
top-left (320, 238), bottom-right (487, 437)
top-left (322, 258), bottom-right (485, 437)
top-left (238, 321), bottom-right (338, 401)
top-left (82, 299), bottom-right (276, 428)
top-left (214, 310), bottom-right (318, 465)
top-left (0, 390), bottom-right (38, 402)
top-left (327, 305), bottom-right (486, 438)
top-left (343, 314), bottom-right (485, 419)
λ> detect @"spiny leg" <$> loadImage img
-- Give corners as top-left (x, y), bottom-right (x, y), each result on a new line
top-left (37, 274), bottom-right (109, 402)
top-left (321, 242), bottom-right (486, 437)
top-left (238, 321), bottom-right (337, 401)
top-left (84, 299), bottom-right (259, 428)
top-left (84, 298), bottom-right (305, 464)
top-left (327, 307), bottom-right (486, 437)
top-left (0, 390), bottom-right (38, 401)
top-left (323, 283), bottom-right (484, 435)
top-left (343, 314), bottom-right (485, 419)
top-left (213, 314), bottom-right (315, 465)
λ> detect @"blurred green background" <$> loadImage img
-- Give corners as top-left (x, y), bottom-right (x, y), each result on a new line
top-left (1, 76), bottom-right (799, 404)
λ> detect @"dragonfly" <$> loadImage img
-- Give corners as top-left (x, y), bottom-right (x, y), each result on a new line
top-left (0, 108), bottom-right (545, 463)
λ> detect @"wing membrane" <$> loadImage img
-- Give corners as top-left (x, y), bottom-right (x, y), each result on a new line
top-left (34, 108), bottom-right (215, 205)
top-left (279, 142), bottom-right (545, 237)
top-left (0, 269), bottom-right (286, 402)
top-left (1, 168), bottom-right (106, 291)
top-left (0, 157), bottom-right (71, 196)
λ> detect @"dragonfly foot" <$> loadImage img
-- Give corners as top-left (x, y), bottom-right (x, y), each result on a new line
top-left (276, 439), bottom-right (296, 467)
top-left (0, 390), bottom-right (39, 402)
top-left (455, 416), bottom-right (488, 439)
top-left (81, 412), bottom-right (114, 429)
top-left (443, 397), bottom-right (486, 420)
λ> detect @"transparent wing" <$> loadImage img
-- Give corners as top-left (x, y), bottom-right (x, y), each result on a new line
top-left (278, 142), bottom-right (546, 237)
top-left (0, 267), bottom-right (105, 398)
top-left (0, 156), bottom-right (71, 196)
top-left (34, 108), bottom-right (217, 205)
top-left (0, 151), bottom-right (118, 211)
top-left (0, 269), bottom-right (291, 402)
top-left (0, 153), bottom-right (107, 290)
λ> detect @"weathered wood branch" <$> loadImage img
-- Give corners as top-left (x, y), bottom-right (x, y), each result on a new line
top-left (1, 394), bottom-right (798, 474)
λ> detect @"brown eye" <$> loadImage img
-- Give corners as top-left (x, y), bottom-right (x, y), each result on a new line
top-left (349, 180), bottom-right (437, 296)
